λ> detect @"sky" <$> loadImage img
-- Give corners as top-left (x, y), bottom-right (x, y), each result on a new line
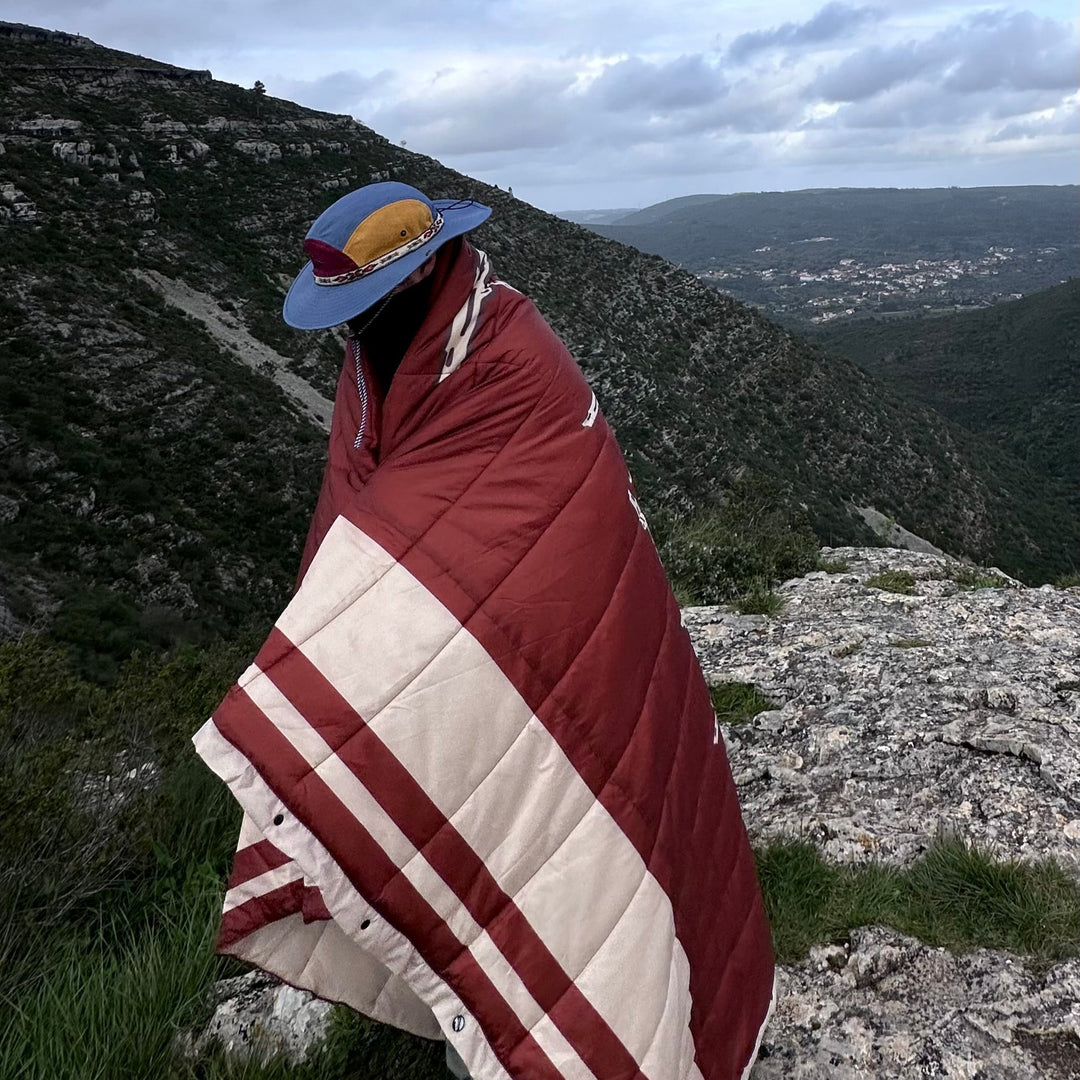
top-left (13, 1), bottom-right (1080, 212)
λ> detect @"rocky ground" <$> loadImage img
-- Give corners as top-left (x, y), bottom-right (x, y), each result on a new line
top-left (187, 548), bottom-right (1080, 1077)
top-left (753, 927), bottom-right (1080, 1079)
top-left (688, 546), bottom-right (1080, 1078)
top-left (688, 547), bottom-right (1080, 875)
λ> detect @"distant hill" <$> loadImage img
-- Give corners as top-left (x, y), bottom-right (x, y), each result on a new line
top-left (811, 280), bottom-right (1080, 499)
top-left (1, 23), bottom-right (1077, 660)
top-left (594, 186), bottom-right (1079, 264)
top-left (587, 187), bottom-right (1080, 323)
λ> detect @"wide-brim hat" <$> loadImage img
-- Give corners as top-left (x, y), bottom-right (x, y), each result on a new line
top-left (283, 181), bottom-right (491, 330)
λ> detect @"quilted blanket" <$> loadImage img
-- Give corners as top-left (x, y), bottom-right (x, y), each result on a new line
top-left (194, 241), bottom-right (775, 1080)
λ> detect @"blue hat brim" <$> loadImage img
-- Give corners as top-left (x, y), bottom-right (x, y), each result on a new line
top-left (282, 199), bottom-right (492, 330)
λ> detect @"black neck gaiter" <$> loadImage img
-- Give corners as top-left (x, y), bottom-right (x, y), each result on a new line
top-left (349, 274), bottom-right (436, 397)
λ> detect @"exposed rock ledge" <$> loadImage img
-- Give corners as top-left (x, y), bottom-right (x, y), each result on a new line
top-left (686, 546), bottom-right (1080, 876)
top-left (754, 926), bottom-right (1080, 1079)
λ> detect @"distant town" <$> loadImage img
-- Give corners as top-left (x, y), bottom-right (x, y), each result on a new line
top-left (695, 245), bottom-right (1067, 324)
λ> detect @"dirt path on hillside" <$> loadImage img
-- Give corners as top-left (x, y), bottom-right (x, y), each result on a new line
top-left (134, 270), bottom-right (333, 431)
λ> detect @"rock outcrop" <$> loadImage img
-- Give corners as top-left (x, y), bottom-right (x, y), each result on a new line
top-left (754, 927), bottom-right (1080, 1079)
top-left (175, 971), bottom-right (333, 1065)
top-left (686, 546), bottom-right (1080, 876)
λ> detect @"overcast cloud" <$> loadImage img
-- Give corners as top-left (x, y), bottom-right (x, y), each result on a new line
top-left (12, 0), bottom-right (1079, 210)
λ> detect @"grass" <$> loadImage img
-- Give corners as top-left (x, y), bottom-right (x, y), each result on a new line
top-left (941, 564), bottom-right (1011, 590)
top-left (734, 579), bottom-right (785, 616)
top-left (815, 557), bottom-right (850, 574)
top-left (756, 835), bottom-right (1080, 965)
top-left (865, 569), bottom-right (917, 594)
top-left (1054, 571), bottom-right (1080, 589)
top-left (710, 682), bottom-right (774, 725)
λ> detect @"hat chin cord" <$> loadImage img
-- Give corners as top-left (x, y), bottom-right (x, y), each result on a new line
top-left (346, 290), bottom-right (395, 338)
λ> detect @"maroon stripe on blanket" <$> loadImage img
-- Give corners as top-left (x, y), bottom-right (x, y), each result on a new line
top-left (302, 883), bottom-right (333, 923)
top-left (258, 626), bottom-right (648, 1080)
top-left (219, 878), bottom-right (305, 950)
top-left (211, 689), bottom-right (567, 1080)
top-left (226, 839), bottom-right (294, 890)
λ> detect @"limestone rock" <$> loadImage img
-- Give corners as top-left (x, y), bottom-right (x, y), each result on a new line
top-left (182, 138), bottom-right (211, 159)
top-left (127, 190), bottom-right (157, 222)
top-left (0, 181), bottom-right (37, 222)
top-left (684, 547), bottom-right (1080, 877)
top-left (754, 927), bottom-right (1080, 1079)
top-left (17, 115), bottom-right (82, 137)
top-left (177, 971), bottom-right (334, 1066)
top-left (141, 118), bottom-right (189, 136)
top-left (234, 139), bottom-right (282, 163)
top-left (201, 116), bottom-right (247, 134)
top-left (855, 505), bottom-right (944, 555)
top-left (52, 139), bottom-right (92, 166)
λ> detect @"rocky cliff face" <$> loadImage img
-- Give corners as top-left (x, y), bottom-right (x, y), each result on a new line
top-left (688, 546), bottom-right (1080, 1077)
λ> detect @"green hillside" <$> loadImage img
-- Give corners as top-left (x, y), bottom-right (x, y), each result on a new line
top-left (812, 281), bottom-right (1079, 495)
top-left (597, 186), bottom-right (1079, 266)
top-left (1, 23), bottom-right (1077, 668)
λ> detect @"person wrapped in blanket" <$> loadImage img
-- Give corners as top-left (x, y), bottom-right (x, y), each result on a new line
top-left (194, 181), bottom-right (775, 1080)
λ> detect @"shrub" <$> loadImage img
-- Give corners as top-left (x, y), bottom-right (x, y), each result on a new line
top-left (656, 479), bottom-right (819, 606)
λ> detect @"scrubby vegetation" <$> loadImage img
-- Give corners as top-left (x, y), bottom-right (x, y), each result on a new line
top-left (2, 25), bottom-right (1078, 671)
top-left (654, 479), bottom-right (820, 607)
top-left (813, 280), bottom-right (1080, 498)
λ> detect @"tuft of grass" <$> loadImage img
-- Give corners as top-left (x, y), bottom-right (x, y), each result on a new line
top-left (756, 836), bottom-right (1080, 965)
top-left (815, 557), bottom-right (850, 574)
top-left (710, 682), bottom-right (774, 726)
top-left (1054, 571), bottom-right (1080, 589)
top-left (890, 637), bottom-right (934, 649)
top-left (950, 566), bottom-right (1009, 590)
top-left (865, 569), bottom-right (917, 594)
top-left (734, 579), bottom-right (785, 616)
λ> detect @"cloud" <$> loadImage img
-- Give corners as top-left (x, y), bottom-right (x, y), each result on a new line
top-left (373, 68), bottom-right (577, 154)
top-left (270, 70), bottom-right (391, 114)
top-left (727, 2), bottom-right (881, 61)
top-left (591, 54), bottom-right (728, 113)
top-left (811, 39), bottom-right (947, 102)
top-left (989, 103), bottom-right (1080, 142)
top-left (811, 11), bottom-right (1079, 103)
top-left (942, 11), bottom-right (1080, 94)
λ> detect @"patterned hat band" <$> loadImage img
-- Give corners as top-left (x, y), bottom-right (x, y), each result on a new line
top-left (312, 212), bottom-right (445, 286)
